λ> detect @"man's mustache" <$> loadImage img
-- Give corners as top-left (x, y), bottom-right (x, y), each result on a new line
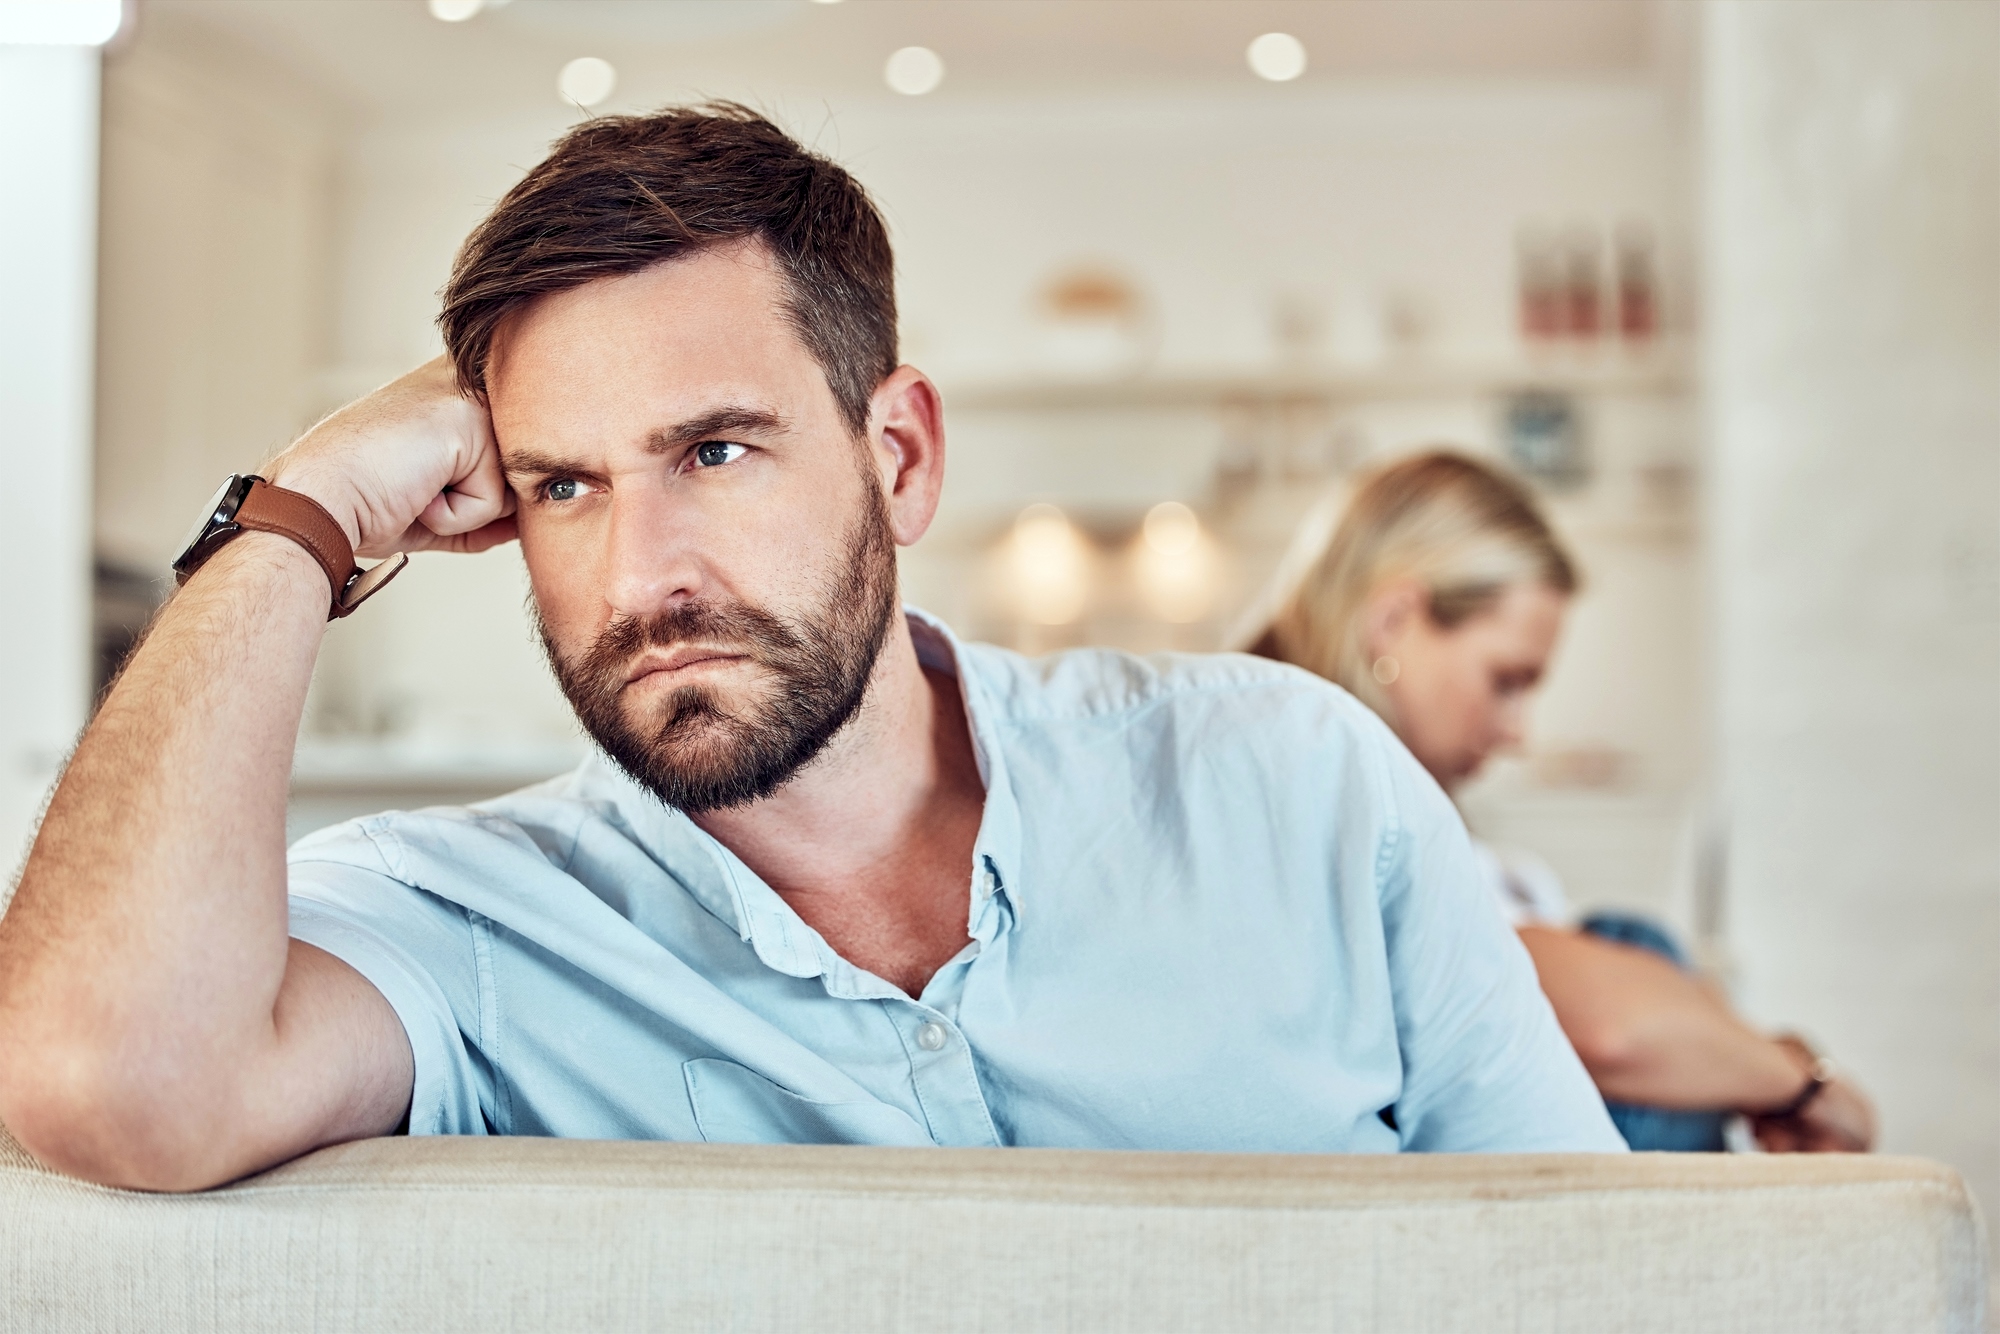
top-left (569, 601), bottom-right (806, 694)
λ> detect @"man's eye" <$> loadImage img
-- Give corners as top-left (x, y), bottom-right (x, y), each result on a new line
top-left (543, 478), bottom-right (587, 502)
top-left (693, 441), bottom-right (747, 469)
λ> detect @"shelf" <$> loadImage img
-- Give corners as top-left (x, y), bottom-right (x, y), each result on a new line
top-left (291, 737), bottom-right (588, 794)
top-left (937, 355), bottom-right (1691, 413)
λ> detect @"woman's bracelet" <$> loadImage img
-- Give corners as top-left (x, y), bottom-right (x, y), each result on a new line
top-left (1767, 1036), bottom-right (1836, 1119)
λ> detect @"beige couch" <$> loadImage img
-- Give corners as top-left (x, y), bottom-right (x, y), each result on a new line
top-left (0, 1122), bottom-right (1984, 1332)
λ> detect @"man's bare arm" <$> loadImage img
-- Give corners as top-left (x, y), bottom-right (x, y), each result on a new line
top-left (0, 359), bottom-right (510, 1191)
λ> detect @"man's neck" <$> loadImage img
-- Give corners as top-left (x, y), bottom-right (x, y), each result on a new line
top-left (690, 615), bottom-right (986, 996)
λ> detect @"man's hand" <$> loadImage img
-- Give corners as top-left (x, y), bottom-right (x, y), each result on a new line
top-left (267, 356), bottom-right (517, 559)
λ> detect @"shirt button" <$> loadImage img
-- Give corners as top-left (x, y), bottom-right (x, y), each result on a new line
top-left (916, 1021), bottom-right (948, 1051)
top-left (981, 867), bottom-right (1000, 898)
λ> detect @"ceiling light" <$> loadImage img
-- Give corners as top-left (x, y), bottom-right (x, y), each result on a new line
top-left (1247, 32), bottom-right (1307, 83)
top-left (0, 0), bottom-right (124, 45)
top-left (884, 45), bottom-right (944, 97)
top-left (558, 55), bottom-right (616, 108)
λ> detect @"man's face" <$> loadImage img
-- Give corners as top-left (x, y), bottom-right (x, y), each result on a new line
top-left (486, 242), bottom-right (899, 813)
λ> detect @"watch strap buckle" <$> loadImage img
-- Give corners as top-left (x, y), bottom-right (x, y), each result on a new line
top-left (334, 553), bottom-right (409, 619)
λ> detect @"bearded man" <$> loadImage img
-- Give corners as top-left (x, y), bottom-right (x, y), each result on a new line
top-left (0, 106), bottom-right (1622, 1190)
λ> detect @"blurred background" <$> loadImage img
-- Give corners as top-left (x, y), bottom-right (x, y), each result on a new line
top-left (1, 0), bottom-right (1993, 1262)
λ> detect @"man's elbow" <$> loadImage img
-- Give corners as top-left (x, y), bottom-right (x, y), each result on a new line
top-left (0, 1040), bottom-right (242, 1193)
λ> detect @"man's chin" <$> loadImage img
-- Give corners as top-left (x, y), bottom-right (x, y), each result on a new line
top-left (618, 677), bottom-right (764, 738)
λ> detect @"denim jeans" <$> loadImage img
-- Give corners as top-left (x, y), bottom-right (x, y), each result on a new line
top-left (1577, 912), bottom-right (1730, 1153)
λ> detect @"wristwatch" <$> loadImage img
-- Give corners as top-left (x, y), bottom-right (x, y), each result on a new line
top-left (172, 474), bottom-right (407, 619)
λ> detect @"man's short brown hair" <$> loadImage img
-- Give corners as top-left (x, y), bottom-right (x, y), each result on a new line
top-left (439, 103), bottom-right (897, 436)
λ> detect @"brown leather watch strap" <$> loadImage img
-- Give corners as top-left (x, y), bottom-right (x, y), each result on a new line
top-left (234, 478), bottom-right (406, 619)
top-left (234, 479), bottom-right (354, 605)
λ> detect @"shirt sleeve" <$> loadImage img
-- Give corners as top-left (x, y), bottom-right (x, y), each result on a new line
top-left (1379, 756), bottom-right (1627, 1152)
top-left (286, 822), bottom-right (491, 1137)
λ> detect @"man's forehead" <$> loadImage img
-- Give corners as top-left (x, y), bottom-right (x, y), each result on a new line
top-left (488, 240), bottom-right (797, 385)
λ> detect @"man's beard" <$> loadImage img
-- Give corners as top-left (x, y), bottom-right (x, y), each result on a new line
top-left (537, 485), bottom-right (899, 816)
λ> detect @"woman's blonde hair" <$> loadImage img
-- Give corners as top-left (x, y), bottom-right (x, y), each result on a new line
top-left (1251, 451), bottom-right (1578, 719)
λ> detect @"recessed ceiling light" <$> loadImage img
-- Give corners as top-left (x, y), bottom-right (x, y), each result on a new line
top-left (884, 45), bottom-right (945, 96)
top-left (428, 0), bottom-right (484, 21)
top-left (1247, 32), bottom-right (1307, 82)
top-left (0, 0), bottom-right (124, 45)
top-left (558, 56), bottom-right (617, 108)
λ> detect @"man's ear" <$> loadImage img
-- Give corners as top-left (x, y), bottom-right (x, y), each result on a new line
top-left (865, 365), bottom-right (946, 547)
top-left (1361, 578), bottom-right (1427, 659)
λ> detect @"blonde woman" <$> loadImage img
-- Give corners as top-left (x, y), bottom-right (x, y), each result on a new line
top-left (1250, 451), bottom-right (1875, 1153)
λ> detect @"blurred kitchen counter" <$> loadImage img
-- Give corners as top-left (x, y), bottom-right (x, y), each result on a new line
top-left (287, 736), bottom-right (589, 845)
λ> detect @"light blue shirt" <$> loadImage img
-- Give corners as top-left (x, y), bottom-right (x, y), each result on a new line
top-left (287, 611), bottom-right (1624, 1153)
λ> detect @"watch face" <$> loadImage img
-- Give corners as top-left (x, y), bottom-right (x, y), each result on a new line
top-left (173, 474), bottom-right (255, 572)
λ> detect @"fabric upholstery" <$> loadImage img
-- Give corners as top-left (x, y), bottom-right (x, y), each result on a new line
top-left (0, 1121), bottom-right (1984, 1332)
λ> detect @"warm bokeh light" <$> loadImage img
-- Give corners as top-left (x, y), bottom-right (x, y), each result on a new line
top-left (427, 0), bottom-right (484, 22)
top-left (1142, 501), bottom-right (1201, 555)
top-left (1007, 504), bottom-right (1092, 625)
top-left (1134, 503), bottom-right (1219, 624)
top-left (1247, 32), bottom-right (1307, 83)
top-left (885, 45), bottom-right (945, 96)
top-left (558, 56), bottom-right (616, 109)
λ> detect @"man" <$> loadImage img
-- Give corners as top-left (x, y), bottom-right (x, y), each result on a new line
top-left (0, 105), bottom-right (1622, 1191)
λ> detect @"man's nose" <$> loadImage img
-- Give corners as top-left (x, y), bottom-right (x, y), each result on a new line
top-left (603, 480), bottom-right (704, 617)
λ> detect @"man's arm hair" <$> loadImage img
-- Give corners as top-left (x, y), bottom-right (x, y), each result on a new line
top-left (0, 359), bottom-right (505, 1191)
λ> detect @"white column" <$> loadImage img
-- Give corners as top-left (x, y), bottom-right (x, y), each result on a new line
top-left (0, 44), bottom-right (100, 881)
top-left (1705, 0), bottom-right (1999, 1220)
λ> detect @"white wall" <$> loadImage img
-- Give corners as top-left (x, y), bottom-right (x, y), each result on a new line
top-left (94, 12), bottom-right (341, 570)
top-left (1705, 0), bottom-right (1999, 1233)
top-left (0, 47), bottom-right (99, 880)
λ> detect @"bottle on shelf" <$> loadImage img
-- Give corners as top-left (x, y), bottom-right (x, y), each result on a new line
top-left (1560, 223), bottom-right (1603, 342)
top-left (1615, 219), bottom-right (1658, 345)
top-left (1516, 224), bottom-right (1564, 345)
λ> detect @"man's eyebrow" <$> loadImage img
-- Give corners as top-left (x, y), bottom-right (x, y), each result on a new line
top-left (645, 406), bottom-right (790, 454)
top-left (500, 448), bottom-right (587, 478)
top-left (500, 407), bottom-right (791, 478)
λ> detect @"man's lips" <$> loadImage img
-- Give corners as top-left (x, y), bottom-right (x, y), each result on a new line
top-left (621, 646), bottom-right (753, 687)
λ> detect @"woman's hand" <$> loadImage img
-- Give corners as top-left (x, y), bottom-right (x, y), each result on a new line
top-left (1751, 1036), bottom-right (1878, 1152)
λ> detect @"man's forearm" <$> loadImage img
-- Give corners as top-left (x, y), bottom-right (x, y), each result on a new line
top-left (0, 532), bottom-right (327, 1179)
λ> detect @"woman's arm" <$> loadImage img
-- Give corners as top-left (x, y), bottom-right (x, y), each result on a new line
top-left (1517, 926), bottom-right (1875, 1150)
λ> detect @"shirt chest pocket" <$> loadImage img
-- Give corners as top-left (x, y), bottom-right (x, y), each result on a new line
top-left (682, 1058), bottom-right (935, 1146)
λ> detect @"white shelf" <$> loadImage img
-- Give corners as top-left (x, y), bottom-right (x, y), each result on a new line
top-left (937, 354), bottom-right (1691, 413)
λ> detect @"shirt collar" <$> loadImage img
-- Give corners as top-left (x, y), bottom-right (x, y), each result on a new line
top-left (906, 608), bottom-right (1025, 923)
top-left (581, 607), bottom-right (1025, 983)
